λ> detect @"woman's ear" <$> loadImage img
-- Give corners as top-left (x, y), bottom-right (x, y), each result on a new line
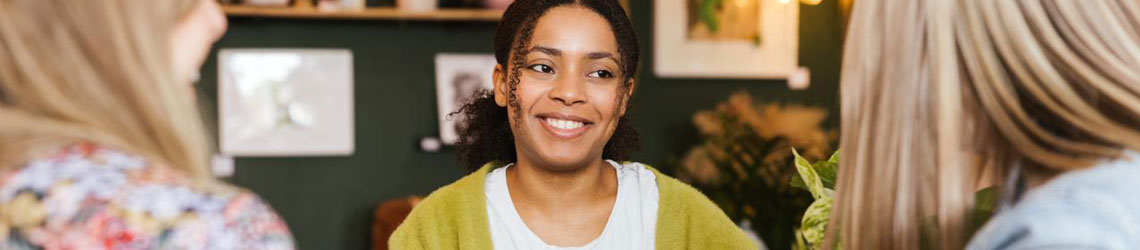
top-left (492, 64), bottom-right (508, 107)
top-left (619, 78), bottom-right (636, 115)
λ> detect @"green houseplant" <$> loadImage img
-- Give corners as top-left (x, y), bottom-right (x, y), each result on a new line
top-left (672, 91), bottom-right (833, 250)
top-left (790, 149), bottom-right (838, 250)
top-left (788, 149), bottom-right (999, 250)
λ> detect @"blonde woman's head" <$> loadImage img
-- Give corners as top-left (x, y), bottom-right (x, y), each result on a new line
top-left (0, 0), bottom-right (227, 180)
top-left (834, 0), bottom-right (1140, 249)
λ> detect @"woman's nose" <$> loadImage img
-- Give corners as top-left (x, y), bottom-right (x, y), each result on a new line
top-left (547, 73), bottom-right (587, 106)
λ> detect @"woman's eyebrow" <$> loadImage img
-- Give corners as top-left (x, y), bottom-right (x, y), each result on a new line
top-left (528, 47), bottom-right (617, 63)
top-left (529, 46), bottom-right (561, 56)
top-left (587, 51), bottom-right (617, 62)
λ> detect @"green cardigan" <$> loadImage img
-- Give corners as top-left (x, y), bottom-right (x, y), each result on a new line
top-left (390, 163), bottom-right (756, 249)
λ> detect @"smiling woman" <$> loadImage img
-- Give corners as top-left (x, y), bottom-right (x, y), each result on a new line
top-left (453, 1), bottom-right (641, 171)
top-left (390, 0), bottom-right (755, 249)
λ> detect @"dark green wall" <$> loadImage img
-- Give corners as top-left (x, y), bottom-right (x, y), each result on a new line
top-left (196, 1), bottom-right (844, 249)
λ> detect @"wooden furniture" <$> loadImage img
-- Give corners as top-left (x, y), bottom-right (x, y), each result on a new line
top-left (371, 196), bottom-right (422, 250)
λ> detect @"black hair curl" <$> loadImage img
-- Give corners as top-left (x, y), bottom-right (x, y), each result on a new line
top-left (454, 0), bottom-right (641, 171)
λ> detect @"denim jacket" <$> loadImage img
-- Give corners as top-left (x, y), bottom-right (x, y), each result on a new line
top-left (968, 152), bottom-right (1140, 250)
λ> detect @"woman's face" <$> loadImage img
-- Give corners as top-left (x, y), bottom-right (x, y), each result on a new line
top-left (170, 0), bottom-right (227, 84)
top-left (493, 6), bottom-right (632, 171)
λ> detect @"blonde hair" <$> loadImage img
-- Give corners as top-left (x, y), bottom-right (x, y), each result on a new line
top-left (833, 0), bottom-right (1140, 249)
top-left (0, 0), bottom-right (211, 180)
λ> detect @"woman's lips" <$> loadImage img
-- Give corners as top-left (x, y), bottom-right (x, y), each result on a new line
top-left (536, 114), bottom-right (592, 139)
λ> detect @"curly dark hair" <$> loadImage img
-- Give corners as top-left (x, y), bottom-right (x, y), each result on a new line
top-left (453, 0), bottom-right (641, 171)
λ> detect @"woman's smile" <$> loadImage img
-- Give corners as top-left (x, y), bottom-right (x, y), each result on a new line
top-left (535, 113), bottom-right (594, 139)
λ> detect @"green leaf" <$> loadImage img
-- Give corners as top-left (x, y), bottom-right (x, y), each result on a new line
top-left (792, 148), bottom-right (829, 200)
top-left (817, 150), bottom-right (840, 188)
top-left (792, 149), bottom-right (840, 191)
top-left (968, 186), bottom-right (1000, 236)
top-left (974, 186), bottom-right (999, 213)
top-left (793, 229), bottom-right (810, 250)
top-left (812, 161), bottom-right (837, 189)
top-left (791, 174), bottom-right (806, 190)
top-left (800, 196), bottom-right (832, 248)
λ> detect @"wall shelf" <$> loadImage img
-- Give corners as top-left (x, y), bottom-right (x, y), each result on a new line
top-left (222, 5), bottom-right (505, 21)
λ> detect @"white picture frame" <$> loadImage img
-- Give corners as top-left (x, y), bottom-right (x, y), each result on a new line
top-left (654, 0), bottom-right (800, 79)
top-left (434, 54), bottom-right (497, 145)
top-left (218, 49), bottom-right (355, 156)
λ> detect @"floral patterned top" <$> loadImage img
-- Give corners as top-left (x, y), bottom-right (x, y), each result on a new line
top-left (0, 143), bottom-right (295, 249)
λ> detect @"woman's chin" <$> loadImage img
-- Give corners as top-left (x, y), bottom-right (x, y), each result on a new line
top-left (529, 152), bottom-right (597, 172)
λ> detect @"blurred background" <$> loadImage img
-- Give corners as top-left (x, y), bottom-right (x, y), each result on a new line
top-left (197, 0), bottom-right (847, 249)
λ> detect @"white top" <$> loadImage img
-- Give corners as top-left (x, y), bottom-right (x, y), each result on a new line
top-left (485, 160), bottom-right (659, 250)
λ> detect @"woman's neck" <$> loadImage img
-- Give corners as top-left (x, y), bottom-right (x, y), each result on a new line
top-left (506, 158), bottom-right (618, 212)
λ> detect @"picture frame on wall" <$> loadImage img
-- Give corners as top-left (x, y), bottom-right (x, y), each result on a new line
top-left (434, 53), bottom-right (497, 145)
top-left (218, 49), bottom-right (355, 156)
top-left (654, 0), bottom-right (799, 79)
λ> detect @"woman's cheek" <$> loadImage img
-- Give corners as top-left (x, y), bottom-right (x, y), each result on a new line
top-left (589, 85), bottom-right (622, 115)
top-left (520, 80), bottom-right (552, 105)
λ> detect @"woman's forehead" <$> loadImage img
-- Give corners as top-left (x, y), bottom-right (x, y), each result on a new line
top-left (526, 6), bottom-right (619, 58)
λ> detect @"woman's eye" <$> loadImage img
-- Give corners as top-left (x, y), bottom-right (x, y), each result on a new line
top-left (588, 70), bottom-right (614, 79)
top-left (528, 64), bottom-right (554, 74)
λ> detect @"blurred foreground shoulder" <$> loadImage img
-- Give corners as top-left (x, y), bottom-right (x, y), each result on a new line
top-left (0, 143), bottom-right (295, 249)
top-left (968, 156), bottom-right (1140, 250)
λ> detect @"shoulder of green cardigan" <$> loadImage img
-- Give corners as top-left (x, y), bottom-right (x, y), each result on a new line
top-left (389, 162), bottom-right (498, 250)
top-left (640, 163), bottom-right (758, 250)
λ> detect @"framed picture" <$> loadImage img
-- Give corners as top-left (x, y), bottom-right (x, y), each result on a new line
top-left (218, 49), bottom-right (355, 156)
top-left (654, 0), bottom-right (799, 79)
top-left (434, 54), bottom-right (497, 145)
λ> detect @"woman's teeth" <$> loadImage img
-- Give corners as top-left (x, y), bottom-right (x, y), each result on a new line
top-left (545, 118), bottom-right (584, 130)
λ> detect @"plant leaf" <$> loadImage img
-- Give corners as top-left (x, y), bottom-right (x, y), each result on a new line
top-left (792, 148), bottom-right (829, 200)
top-left (968, 186), bottom-right (1000, 236)
top-left (827, 149), bottom-right (840, 163)
top-left (791, 174), bottom-right (807, 189)
top-left (974, 186), bottom-right (999, 213)
top-left (793, 228), bottom-right (810, 250)
top-left (792, 149), bottom-right (840, 191)
top-left (800, 196), bottom-right (833, 249)
top-left (812, 160), bottom-right (837, 189)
